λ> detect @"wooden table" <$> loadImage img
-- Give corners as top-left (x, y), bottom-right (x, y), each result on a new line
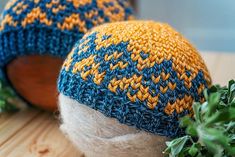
top-left (0, 52), bottom-right (234, 157)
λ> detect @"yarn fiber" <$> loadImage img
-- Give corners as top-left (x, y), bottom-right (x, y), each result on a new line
top-left (59, 94), bottom-right (168, 157)
top-left (58, 21), bottom-right (212, 138)
top-left (0, 0), bottom-right (134, 67)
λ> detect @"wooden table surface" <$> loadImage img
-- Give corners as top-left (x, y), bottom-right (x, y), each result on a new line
top-left (0, 52), bottom-right (234, 157)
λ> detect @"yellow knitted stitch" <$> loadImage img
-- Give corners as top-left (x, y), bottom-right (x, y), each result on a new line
top-left (46, 0), bottom-right (58, 8)
top-left (63, 49), bottom-right (75, 71)
top-left (46, 0), bottom-right (66, 14)
top-left (85, 10), bottom-right (98, 19)
top-left (165, 95), bottom-right (193, 115)
top-left (67, 0), bottom-right (92, 8)
top-left (168, 82), bottom-right (177, 90)
top-left (197, 84), bottom-right (205, 95)
top-left (57, 13), bottom-right (87, 32)
top-left (72, 55), bottom-right (96, 73)
top-left (84, 10), bottom-right (105, 25)
top-left (34, 0), bottom-right (40, 4)
top-left (110, 61), bottom-right (128, 70)
top-left (21, 7), bottom-right (53, 27)
top-left (0, 15), bottom-right (18, 31)
top-left (12, 2), bottom-right (28, 15)
top-left (72, 55), bottom-right (105, 85)
top-left (151, 75), bottom-right (160, 84)
top-left (78, 40), bottom-right (91, 54)
top-left (92, 18), bottom-right (105, 26)
top-left (52, 5), bottom-right (66, 14)
top-left (104, 51), bottom-right (123, 61)
top-left (108, 74), bottom-right (142, 93)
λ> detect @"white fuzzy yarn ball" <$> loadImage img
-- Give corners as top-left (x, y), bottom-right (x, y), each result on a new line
top-left (59, 94), bottom-right (168, 157)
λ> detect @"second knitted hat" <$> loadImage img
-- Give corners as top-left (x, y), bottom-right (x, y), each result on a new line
top-left (0, 0), bottom-right (134, 66)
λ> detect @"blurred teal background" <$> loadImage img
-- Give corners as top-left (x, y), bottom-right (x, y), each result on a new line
top-left (0, 0), bottom-right (8, 11)
top-left (1, 0), bottom-right (235, 52)
top-left (139, 0), bottom-right (235, 52)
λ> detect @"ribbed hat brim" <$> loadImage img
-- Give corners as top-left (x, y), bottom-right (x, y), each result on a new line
top-left (0, 26), bottom-right (82, 67)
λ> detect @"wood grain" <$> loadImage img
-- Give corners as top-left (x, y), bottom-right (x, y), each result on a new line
top-left (0, 112), bottom-right (83, 157)
top-left (6, 55), bottom-right (64, 111)
top-left (0, 108), bottom-right (40, 147)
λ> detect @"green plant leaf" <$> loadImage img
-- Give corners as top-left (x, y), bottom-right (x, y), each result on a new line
top-left (193, 102), bottom-right (202, 123)
top-left (228, 80), bottom-right (235, 103)
top-left (225, 121), bottom-right (235, 132)
top-left (0, 80), bottom-right (2, 90)
top-left (181, 116), bottom-right (197, 136)
top-left (164, 136), bottom-right (189, 156)
top-left (207, 92), bottom-right (220, 117)
top-left (198, 127), bottom-right (230, 150)
top-left (0, 79), bottom-right (18, 113)
top-left (180, 116), bottom-right (193, 127)
top-left (189, 143), bottom-right (198, 156)
top-left (203, 89), bottom-right (209, 101)
top-left (164, 80), bottom-right (235, 157)
top-left (206, 107), bottom-right (235, 125)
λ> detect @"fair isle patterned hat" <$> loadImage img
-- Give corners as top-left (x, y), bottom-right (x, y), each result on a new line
top-left (58, 21), bottom-right (212, 139)
top-left (0, 0), bottom-right (134, 67)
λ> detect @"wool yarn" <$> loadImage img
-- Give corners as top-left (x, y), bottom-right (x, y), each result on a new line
top-left (58, 21), bottom-right (212, 157)
top-left (0, 0), bottom-right (134, 66)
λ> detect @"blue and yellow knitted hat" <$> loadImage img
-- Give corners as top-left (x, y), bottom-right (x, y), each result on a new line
top-left (0, 0), bottom-right (133, 67)
top-left (58, 21), bottom-right (212, 138)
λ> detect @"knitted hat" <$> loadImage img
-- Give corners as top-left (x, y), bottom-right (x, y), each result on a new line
top-left (0, 0), bottom-right (134, 67)
top-left (58, 21), bottom-right (211, 156)
top-left (58, 20), bottom-right (211, 137)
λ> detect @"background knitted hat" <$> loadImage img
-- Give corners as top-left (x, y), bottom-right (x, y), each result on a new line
top-left (0, 0), bottom-right (134, 111)
top-left (58, 21), bottom-right (212, 157)
top-left (0, 0), bottom-right (133, 66)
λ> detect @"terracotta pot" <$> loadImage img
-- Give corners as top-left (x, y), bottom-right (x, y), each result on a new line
top-left (6, 55), bottom-right (64, 111)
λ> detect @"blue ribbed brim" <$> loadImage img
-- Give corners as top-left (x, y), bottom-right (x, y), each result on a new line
top-left (0, 26), bottom-right (83, 67)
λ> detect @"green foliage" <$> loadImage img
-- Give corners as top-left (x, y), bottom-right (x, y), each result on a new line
top-left (164, 80), bottom-right (235, 157)
top-left (0, 79), bottom-right (18, 113)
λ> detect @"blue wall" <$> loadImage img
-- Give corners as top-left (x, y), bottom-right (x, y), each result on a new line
top-left (139, 0), bottom-right (235, 52)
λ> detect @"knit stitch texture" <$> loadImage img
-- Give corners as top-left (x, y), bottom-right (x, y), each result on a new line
top-left (57, 21), bottom-right (212, 138)
top-left (0, 0), bottom-right (134, 67)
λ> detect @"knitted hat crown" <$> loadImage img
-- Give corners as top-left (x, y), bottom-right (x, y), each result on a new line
top-left (58, 21), bottom-right (211, 137)
top-left (0, 0), bottom-right (133, 66)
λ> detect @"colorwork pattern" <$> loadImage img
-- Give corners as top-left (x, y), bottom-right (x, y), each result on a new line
top-left (58, 21), bottom-right (212, 138)
top-left (0, 0), bottom-right (133, 66)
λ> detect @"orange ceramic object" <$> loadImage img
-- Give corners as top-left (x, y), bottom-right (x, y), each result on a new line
top-left (6, 55), bottom-right (64, 111)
